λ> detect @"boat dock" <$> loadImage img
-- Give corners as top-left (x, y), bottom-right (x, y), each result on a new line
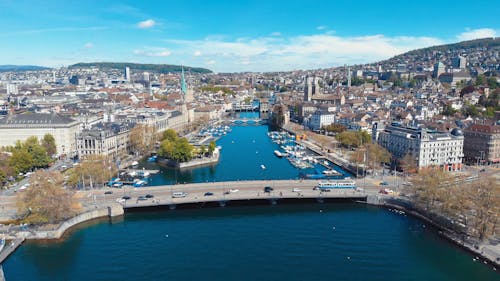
top-left (0, 237), bottom-right (25, 264)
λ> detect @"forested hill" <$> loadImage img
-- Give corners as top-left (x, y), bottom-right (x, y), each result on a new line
top-left (69, 62), bottom-right (212, 74)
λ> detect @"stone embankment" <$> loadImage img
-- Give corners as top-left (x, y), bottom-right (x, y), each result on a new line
top-left (368, 194), bottom-right (499, 269)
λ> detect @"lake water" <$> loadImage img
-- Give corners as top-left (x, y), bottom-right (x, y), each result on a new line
top-left (4, 204), bottom-right (498, 281)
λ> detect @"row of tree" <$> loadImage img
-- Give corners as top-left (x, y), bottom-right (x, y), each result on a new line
top-left (335, 130), bottom-right (371, 149)
top-left (0, 134), bottom-right (56, 185)
top-left (407, 168), bottom-right (499, 241)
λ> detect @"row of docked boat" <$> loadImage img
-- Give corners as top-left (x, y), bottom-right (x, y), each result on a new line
top-left (267, 131), bottom-right (295, 145)
top-left (199, 125), bottom-right (231, 138)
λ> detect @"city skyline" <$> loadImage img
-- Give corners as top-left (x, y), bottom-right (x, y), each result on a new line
top-left (0, 0), bottom-right (499, 72)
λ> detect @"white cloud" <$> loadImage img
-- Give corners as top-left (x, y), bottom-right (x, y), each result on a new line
top-left (163, 33), bottom-right (444, 72)
top-left (270, 32), bottom-right (281, 36)
top-left (316, 25), bottom-right (328, 31)
top-left (133, 47), bottom-right (171, 57)
top-left (83, 42), bottom-right (93, 49)
top-left (456, 28), bottom-right (497, 41)
top-left (206, 60), bottom-right (216, 65)
top-left (193, 50), bottom-right (202, 57)
top-left (137, 19), bottom-right (156, 29)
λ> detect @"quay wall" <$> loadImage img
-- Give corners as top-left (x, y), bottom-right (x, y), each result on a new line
top-left (18, 204), bottom-right (124, 240)
top-left (369, 195), bottom-right (499, 269)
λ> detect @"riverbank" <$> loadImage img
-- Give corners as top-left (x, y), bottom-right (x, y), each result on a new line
top-left (370, 195), bottom-right (500, 269)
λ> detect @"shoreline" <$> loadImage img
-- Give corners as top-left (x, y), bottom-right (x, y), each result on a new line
top-left (376, 198), bottom-right (499, 270)
top-left (1, 193), bottom-right (498, 271)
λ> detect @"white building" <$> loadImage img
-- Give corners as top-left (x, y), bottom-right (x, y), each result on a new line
top-left (0, 113), bottom-right (80, 156)
top-left (375, 123), bottom-right (464, 171)
top-left (76, 123), bottom-right (130, 159)
top-left (307, 110), bottom-right (335, 131)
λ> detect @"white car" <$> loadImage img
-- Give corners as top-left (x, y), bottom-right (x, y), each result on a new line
top-left (292, 188), bottom-right (302, 192)
top-left (229, 189), bottom-right (239, 193)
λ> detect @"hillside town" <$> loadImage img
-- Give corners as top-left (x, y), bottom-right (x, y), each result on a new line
top-left (1, 38), bottom-right (498, 184)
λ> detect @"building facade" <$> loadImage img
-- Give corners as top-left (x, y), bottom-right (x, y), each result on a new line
top-left (463, 124), bottom-right (500, 164)
top-left (76, 123), bottom-right (130, 159)
top-left (307, 110), bottom-right (335, 131)
top-left (376, 123), bottom-right (464, 170)
top-left (0, 113), bottom-right (80, 156)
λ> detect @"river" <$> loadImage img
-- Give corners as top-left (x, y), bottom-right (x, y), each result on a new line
top-left (2, 116), bottom-right (498, 280)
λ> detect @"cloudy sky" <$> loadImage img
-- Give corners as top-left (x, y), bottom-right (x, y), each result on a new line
top-left (0, 0), bottom-right (498, 72)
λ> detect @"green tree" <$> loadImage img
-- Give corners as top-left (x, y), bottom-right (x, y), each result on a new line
top-left (323, 124), bottom-right (347, 134)
top-left (442, 104), bottom-right (457, 116)
top-left (208, 141), bottom-right (216, 155)
top-left (475, 74), bottom-right (486, 86)
top-left (199, 144), bottom-right (207, 156)
top-left (162, 129), bottom-right (178, 142)
top-left (41, 134), bottom-right (57, 156)
top-left (9, 149), bottom-right (34, 174)
top-left (486, 77), bottom-right (498, 89)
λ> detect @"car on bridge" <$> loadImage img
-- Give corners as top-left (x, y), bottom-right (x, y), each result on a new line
top-left (145, 194), bottom-right (154, 198)
top-left (229, 189), bottom-right (239, 193)
top-left (172, 192), bottom-right (188, 198)
top-left (379, 181), bottom-right (389, 186)
top-left (264, 186), bottom-right (273, 193)
top-left (122, 196), bottom-right (131, 200)
top-left (137, 196), bottom-right (148, 201)
top-left (204, 192), bottom-right (214, 196)
top-left (104, 191), bottom-right (113, 195)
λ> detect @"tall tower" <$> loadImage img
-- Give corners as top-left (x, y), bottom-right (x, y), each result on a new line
top-left (303, 76), bottom-right (312, 102)
top-left (181, 67), bottom-right (194, 103)
top-left (347, 65), bottom-right (351, 89)
top-left (124, 66), bottom-right (131, 81)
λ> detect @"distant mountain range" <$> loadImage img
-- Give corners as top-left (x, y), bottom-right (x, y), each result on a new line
top-left (379, 37), bottom-right (500, 65)
top-left (0, 65), bottom-right (49, 72)
top-left (70, 62), bottom-right (212, 74)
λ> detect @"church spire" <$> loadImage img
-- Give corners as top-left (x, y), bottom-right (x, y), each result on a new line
top-left (181, 66), bottom-right (187, 96)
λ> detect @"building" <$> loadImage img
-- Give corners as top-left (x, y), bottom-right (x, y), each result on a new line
top-left (124, 67), bottom-right (131, 82)
top-left (433, 62), bottom-right (446, 78)
top-left (307, 110), bottom-right (335, 131)
top-left (303, 76), bottom-right (320, 102)
top-left (0, 113), bottom-right (80, 156)
top-left (463, 124), bottom-right (500, 164)
top-left (76, 123), bottom-right (130, 159)
top-left (452, 56), bottom-right (466, 69)
top-left (376, 123), bottom-right (464, 171)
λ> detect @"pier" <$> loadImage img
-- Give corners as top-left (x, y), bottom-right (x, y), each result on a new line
top-left (0, 237), bottom-right (25, 264)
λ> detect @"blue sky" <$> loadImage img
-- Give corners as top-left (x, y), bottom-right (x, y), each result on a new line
top-left (0, 0), bottom-right (498, 72)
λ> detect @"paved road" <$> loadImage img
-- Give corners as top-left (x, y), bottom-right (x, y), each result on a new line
top-left (77, 179), bottom-right (383, 210)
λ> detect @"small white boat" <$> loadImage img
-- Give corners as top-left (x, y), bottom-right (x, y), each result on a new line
top-left (131, 161), bottom-right (139, 166)
top-left (0, 238), bottom-right (5, 253)
top-left (260, 164), bottom-right (266, 170)
top-left (322, 170), bottom-right (339, 175)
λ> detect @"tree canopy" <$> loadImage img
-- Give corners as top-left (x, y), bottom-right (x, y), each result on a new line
top-left (17, 170), bottom-right (80, 224)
